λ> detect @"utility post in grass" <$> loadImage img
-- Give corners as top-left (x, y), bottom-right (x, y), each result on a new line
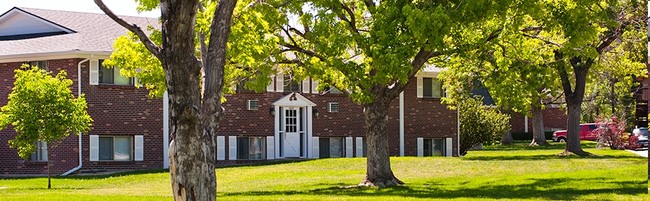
top-left (0, 66), bottom-right (92, 189)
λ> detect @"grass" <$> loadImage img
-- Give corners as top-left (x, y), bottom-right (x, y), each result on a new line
top-left (0, 141), bottom-right (647, 200)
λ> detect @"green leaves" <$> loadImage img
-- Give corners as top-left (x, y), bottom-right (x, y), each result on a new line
top-left (0, 66), bottom-right (92, 159)
top-left (458, 97), bottom-right (511, 155)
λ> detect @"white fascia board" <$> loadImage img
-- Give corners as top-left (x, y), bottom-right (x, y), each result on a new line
top-left (0, 51), bottom-right (111, 63)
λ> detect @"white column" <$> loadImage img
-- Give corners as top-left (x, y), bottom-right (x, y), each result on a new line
top-left (399, 91), bottom-right (404, 156)
top-left (274, 105), bottom-right (280, 158)
top-left (524, 115), bottom-right (529, 133)
top-left (163, 91), bottom-right (169, 169)
top-left (457, 109), bottom-right (461, 157)
top-left (307, 106), bottom-right (313, 158)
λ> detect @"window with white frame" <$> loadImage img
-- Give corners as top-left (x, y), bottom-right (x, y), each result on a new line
top-left (29, 141), bottom-right (48, 161)
top-left (237, 137), bottom-right (266, 160)
top-left (283, 74), bottom-right (301, 92)
top-left (423, 138), bottom-right (445, 156)
top-left (328, 102), bottom-right (339, 112)
top-left (99, 136), bottom-right (132, 161)
top-left (318, 137), bottom-right (345, 158)
top-left (247, 100), bottom-right (259, 110)
top-left (422, 77), bottom-right (444, 98)
top-left (99, 60), bottom-right (133, 85)
top-left (26, 61), bottom-right (48, 70)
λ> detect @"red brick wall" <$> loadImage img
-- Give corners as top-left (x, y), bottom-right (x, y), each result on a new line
top-left (219, 76), bottom-right (459, 160)
top-left (401, 77), bottom-right (458, 156)
top-left (510, 108), bottom-right (568, 133)
top-left (0, 59), bottom-right (164, 175)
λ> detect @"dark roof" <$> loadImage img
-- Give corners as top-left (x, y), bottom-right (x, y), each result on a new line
top-left (0, 7), bottom-right (158, 57)
top-left (471, 85), bottom-right (496, 106)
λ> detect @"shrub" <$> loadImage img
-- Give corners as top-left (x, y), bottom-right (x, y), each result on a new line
top-left (594, 115), bottom-right (628, 150)
top-left (459, 97), bottom-right (511, 155)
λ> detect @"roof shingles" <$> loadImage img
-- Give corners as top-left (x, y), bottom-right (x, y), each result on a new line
top-left (0, 7), bottom-right (158, 57)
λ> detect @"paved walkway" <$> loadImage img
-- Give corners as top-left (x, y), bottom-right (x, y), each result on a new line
top-left (626, 148), bottom-right (648, 158)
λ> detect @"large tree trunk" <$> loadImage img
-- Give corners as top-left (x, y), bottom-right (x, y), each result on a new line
top-left (501, 129), bottom-right (513, 145)
top-left (564, 100), bottom-right (586, 155)
top-left (529, 104), bottom-right (549, 146)
top-left (359, 100), bottom-right (403, 187)
top-left (160, 2), bottom-right (217, 199)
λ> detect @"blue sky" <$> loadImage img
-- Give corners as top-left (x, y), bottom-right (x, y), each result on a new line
top-left (0, 0), bottom-right (160, 18)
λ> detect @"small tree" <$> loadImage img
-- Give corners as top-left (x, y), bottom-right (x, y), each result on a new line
top-left (594, 115), bottom-right (628, 150)
top-left (0, 66), bottom-right (92, 189)
top-left (458, 97), bottom-right (510, 155)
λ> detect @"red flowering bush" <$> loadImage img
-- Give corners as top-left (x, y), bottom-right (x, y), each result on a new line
top-left (594, 115), bottom-right (628, 150)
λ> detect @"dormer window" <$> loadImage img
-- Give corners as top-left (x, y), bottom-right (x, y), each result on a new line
top-left (283, 74), bottom-right (301, 92)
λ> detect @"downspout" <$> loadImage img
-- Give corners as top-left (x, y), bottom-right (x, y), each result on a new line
top-left (457, 107), bottom-right (461, 157)
top-left (62, 57), bottom-right (91, 176)
top-left (163, 91), bottom-right (169, 169)
top-left (399, 92), bottom-right (404, 156)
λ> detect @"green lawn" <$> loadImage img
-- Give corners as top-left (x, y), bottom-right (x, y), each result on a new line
top-left (0, 142), bottom-right (647, 200)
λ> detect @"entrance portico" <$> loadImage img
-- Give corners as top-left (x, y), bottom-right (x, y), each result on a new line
top-left (273, 93), bottom-right (316, 159)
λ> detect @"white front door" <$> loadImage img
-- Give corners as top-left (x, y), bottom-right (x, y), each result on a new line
top-left (283, 108), bottom-right (301, 157)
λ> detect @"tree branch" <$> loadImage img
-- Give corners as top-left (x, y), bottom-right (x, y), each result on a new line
top-left (553, 50), bottom-right (573, 97)
top-left (522, 33), bottom-right (562, 47)
top-left (203, 0), bottom-right (239, 127)
top-left (94, 0), bottom-right (161, 59)
top-left (279, 42), bottom-right (327, 62)
top-left (363, 0), bottom-right (376, 14)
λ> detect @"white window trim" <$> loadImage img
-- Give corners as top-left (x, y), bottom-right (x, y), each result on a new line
top-left (247, 99), bottom-right (259, 110)
top-left (97, 136), bottom-right (134, 161)
top-left (328, 102), bottom-right (339, 113)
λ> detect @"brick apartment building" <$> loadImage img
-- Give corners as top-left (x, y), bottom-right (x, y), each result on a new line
top-left (0, 7), bottom-right (565, 175)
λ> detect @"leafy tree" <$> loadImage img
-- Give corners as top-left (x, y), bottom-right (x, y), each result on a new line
top-left (521, 0), bottom-right (646, 155)
top-left (437, 12), bottom-right (563, 147)
top-left (274, 0), bottom-right (518, 186)
top-left (0, 66), bottom-right (92, 189)
top-left (458, 97), bottom-right (511, 155)
top-left (582, 27), bottom-right (647, 129)
top-left (444, 0), bottom-right (645, 155)
top-left (93, 0), bottom-right (273, 199)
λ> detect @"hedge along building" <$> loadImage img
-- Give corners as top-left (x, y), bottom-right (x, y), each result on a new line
top-left (0, 7), bottom-right (461, 175)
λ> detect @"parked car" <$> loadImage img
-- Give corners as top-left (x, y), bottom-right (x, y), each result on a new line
top-left (552, 123), bottom-right (598, 142)
top-left (625, 127), bottom-right (648, 150)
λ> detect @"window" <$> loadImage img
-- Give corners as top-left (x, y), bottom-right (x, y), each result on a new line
top-left (99, 60), bottom-right (132, 85)
top-left (283, 74), bottom-right (301, 92)
top-left (27, 61), bottom-right (48, 70)
top-left (422, 77), bottom-right (444, 98)
top-left (247, 100), bottom-right (259, 110)
top-left (328, 102), bottom-right (339, 113)
top-left (319, 137), bottom-right (345, 158)
top-left (285, 109), bottom-right (297, 133)
top-left (237, 137), bottom-right (265, 160)
top-left (99, 136), bottom-right (132, 161)
top-left (29, 141), bottom-right (48, 161)
top-left (423, 138), bottom-right (445, 156)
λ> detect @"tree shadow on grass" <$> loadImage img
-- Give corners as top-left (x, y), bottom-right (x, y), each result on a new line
top-left (219, 177), bottom-right (646, 200)
top-left (462, 154), bottom-right (645, 161)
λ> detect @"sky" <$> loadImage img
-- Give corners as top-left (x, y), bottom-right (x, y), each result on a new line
top-left (0, 0), bottom-right (160, 18)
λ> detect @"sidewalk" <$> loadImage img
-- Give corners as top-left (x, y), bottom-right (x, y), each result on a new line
top-left (626, 149), bottom-right (648, 158)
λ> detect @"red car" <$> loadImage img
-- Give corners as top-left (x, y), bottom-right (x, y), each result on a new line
top-left (552, 123), bottom-right (598, 142)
